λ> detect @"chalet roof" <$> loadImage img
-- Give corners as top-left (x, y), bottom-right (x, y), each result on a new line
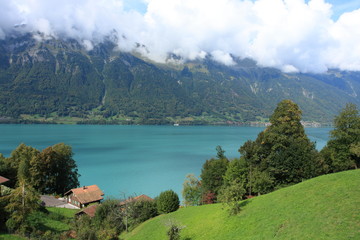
top-left (120, 194), bottom-right (154, 205)
top-left (65, 185), bottom-right (104, 204)
top-left (76, 204), bottom-right (99, 218)
top-left (0, 176), bottom-right (9, 184)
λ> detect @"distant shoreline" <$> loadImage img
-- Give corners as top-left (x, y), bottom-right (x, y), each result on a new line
top-left (0, 118), bottom-right (332, 127)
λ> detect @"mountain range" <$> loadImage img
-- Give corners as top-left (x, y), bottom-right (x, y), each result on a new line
top-left (0, 34), bottom-right (359, 125)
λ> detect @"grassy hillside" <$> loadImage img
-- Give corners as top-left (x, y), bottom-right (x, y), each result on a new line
top-left (0, 207), bottom-right (77, 240)
top-left (122, 170), bottom-right (360, 240)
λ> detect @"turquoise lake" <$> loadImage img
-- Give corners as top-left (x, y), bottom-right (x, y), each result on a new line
top-left (0, 125), bottom-right (331, 199)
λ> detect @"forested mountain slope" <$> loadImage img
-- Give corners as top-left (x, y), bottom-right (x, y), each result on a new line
top-left (0, 34), bottom-right (359, 124)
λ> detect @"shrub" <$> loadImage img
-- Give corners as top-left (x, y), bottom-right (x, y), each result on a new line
top-left (156, 190), bottom-right (180, 214)
top-left (167, 223), bottom-right (181, 240)
top-left (129, 200), bottom-right (158, 225)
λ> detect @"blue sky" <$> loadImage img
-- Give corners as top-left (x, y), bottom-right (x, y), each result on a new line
top-left (317, 0), bottom-right (360, 19)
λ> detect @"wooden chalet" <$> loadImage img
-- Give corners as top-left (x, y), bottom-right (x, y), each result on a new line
top-left (64, 185), bottom-right (104, 208)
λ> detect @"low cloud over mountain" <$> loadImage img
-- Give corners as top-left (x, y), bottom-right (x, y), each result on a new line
top-left (1, 0), bottom-right (360, 73)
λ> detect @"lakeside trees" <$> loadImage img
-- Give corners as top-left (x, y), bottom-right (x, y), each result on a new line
top-left (0, 143), bottom-right (80, 236)
top-left (200, 146), bottom-right (229, 203)
top-left (189, 100), bottom-right (360, 215)
top-left (183, 100), bottom-right (360, 213)
top-left (182, 174), bottom-right (202, 206)
top-left (320, 103), bottom-right (360, 173)
top-left (0, 143), bottom-right (80, 195)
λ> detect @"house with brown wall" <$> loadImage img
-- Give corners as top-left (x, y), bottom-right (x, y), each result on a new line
top-left (65, 185), bottom-right (104, 208)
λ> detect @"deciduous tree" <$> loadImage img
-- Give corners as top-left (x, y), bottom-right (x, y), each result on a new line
top-left (200, 157), bottom-right (228, 201)
top-left (182, 174), bottom-right (202, 206)
top-left (30, 143), bottom-right (80, 195)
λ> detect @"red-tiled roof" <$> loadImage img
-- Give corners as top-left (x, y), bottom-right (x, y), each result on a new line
top-left (65, 185), bottom-right (104, 204)
top-left (0, 176), bottom-right (9, 184)
top-left (120, 194), bottom-right (154, 205)
top-left (76, 204), bottom-right (99, 218)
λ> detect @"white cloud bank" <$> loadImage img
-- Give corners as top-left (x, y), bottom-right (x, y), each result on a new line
top-left (1, 0), bottom-right (360, 73)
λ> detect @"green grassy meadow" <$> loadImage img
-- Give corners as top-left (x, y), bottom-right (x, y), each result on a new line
top-left (44, 207), bottom-right (78, 232)
top-left (122, 170), bottom-right (360, 240)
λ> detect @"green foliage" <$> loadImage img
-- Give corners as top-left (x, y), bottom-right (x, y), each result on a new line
top-left (237, 100), bottom-right (318, 192)
top-left (94, 199), bottom-right (124, 233)
top-left (3, 144), bottom-right (40, 188)
top-left (73, 215), bottom-right (98, 240)
top-left (0, 195), bottom-right (10, 231)
top-left (218, 100), bottom-right (319, 200)
top-left (88, 199), bottom-right (125, 239)
top-left (0, 143), bottom-right (80, 237)
top-left (321, 103), bottom-right (360, 172)
top-left (72, 197), bottom-right (158, 239)
top-left (262, 100), bottom-right (318, 185)
top-left (218, 179), bottom-right (246, 215)
top-left (122, 170), bottom-right (360, 240)
top-left (250, 168), bottom-right (274, 195)
top-left (5, 180), bottom-right (40, 234)
top-left (216, 145), bottom-right (226, 160)
top-left (128, 200), bottom-right (158, 226)
top-left (182, 174), bottom-right (202, 206)
top-left (350, 142), bottom-right (360, 158)
top-left (157, 190), bottom-right (180, 214)
top-left (223, 158), bottom-right (248, 187)
top-left (2, 143), bottom-right (80, 195)
top-left (48, 143), bottom-right (80, 194)
top-left (167, 223), bottom-right (181, 240)
top-left (200, 158), bottom-right (229, 200)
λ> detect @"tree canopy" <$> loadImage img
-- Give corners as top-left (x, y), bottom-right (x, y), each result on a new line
top-left (321, 103), bottom-right (360, 172)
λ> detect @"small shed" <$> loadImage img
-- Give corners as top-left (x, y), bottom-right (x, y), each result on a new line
top-left (75, 204), bottom-right (99, 218)
top-left (64, 185), bottom-right (104, 208)
top-left (120, 194), bottom-right (154, 206)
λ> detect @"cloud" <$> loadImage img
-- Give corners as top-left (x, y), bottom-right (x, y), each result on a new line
top-left (1, 0), bottom-right (360, 73)
top-left (211, 50), bottom-right (236, 66)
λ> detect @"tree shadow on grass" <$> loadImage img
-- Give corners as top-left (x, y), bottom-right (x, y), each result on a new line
top-left (239, 198), bottom-right (253, 208)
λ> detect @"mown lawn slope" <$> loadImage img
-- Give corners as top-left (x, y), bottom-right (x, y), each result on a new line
top-left (122, 170), bottom-right (360, 240)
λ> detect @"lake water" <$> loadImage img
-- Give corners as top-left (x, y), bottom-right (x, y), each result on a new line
top-left (0, 125), bottom-right (331, 199)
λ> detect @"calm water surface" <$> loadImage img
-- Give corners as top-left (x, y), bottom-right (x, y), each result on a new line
top-left (0, 125), bottom-right (331, 198)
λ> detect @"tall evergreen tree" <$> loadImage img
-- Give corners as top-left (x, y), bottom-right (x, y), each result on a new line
top-left (261, 100), bottom-right (318, 185)
top-left (237, 100), bottom-right (318, 191)
top-left (5, 159), bottom-right (40, 234)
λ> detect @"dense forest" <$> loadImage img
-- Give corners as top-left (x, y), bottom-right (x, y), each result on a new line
top-left (0, 34), bottom-right (359, 125)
